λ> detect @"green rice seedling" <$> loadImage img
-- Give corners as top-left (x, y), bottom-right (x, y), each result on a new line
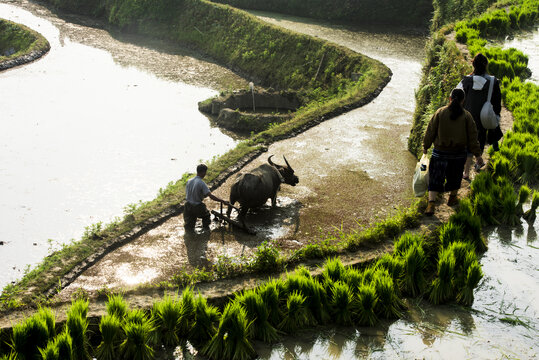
top-left (344, 267), bottom-right (364, 293)
top-left (96, 314), bottom-right (123, 360)
top-left (66, 310), bottom-right (90, 360)
top-left (283, 274), bottom-right (321, 325)
top-left (355, 284), bottom-right (378, 326)
top-left (498, 188), bottom-right (521, 226)
top-left (106, 294), bottom-right (128, 320)
top-left (329, 281), bottom-right (355, 325)
top-left (55, 330), bottom-right (73, 360)
top-left (449, 241), bottom-right (475, 269)
top-left (119, 321), bottom-right (154, 360)
top-left (189, 294), bottom-right (220, 345)
top-left (375, 254), bottom-right (404, 284)
top-left (39, 340), bottom-right (59, 360)
top-left (438, 221), bottom-right (463, 249)
top-left (456, 261), bottom-right (484, 306)
top-left (256, 279), bottom-right (282, 327)
top-left (473, 192), bottom-right (499, 225)
top-left (428, 248), bottom-right (456, 305)
top-left (236, 290), bottom-right (279, 343)
top-left (491, 156), bottom-right (513, 180)
top-left (373, 270), bottom-right (403, 319)
top-left (523, 190), bottom-right (539, 224)
top-left (36, 307), bottom-right (56, 339)
top-left (125, 309), bottom-right (156, 345)
top-left (322, 257), bottom-right (346, 283)
top-left (458, 198), bottom-right (474, 217)
top-left (68, 298), bottom-right (89, 319)
top-left (178, 287), bottom-right (196, 337)
top-left (9, 316), bottom-right (50, 360)
top-left (516, 184), bottom-right (532, 216)
top-left (202, 302), bottom-right (255, 360)
top-left (295, 265), bottom-right (312, 279)
top-left (278, 291), bottom-right (310, 333)
top-left (0, 353), bottom-right (14, 360)
top-left (393, 232), bottom-right (423, 256)
top-left (402, 244), bottom-right (427, 297)
top-left (361, 267), bottom-right (376, 285)
top-left (449, 211), bottom-right (487, 252)
top-left (517, 152), bottom-right (539, 184)
top-left (470, 171), bottom-right (494, 198)
top-left (151, 294), bottom-right (182, 346)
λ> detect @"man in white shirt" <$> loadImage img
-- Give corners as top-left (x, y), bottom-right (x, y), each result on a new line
top-left (184, 164), bottom-right (229, 231)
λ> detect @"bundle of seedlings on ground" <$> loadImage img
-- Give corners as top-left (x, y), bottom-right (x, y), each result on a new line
top-left (151, 294), bottom-right (182, 347)
top-left (66, 299), bottom-right (90, 360)
top-left (202, 301), bottom-right (255, 360)
top-left (355, 284), bottom-right (378, 326)
top-left (428, 248), bottom-right (456, 305)
top-left (516, 151), bottom-right (539, 184)
top-left (456, 260), bottom-right (483, 306)
top-left (188, 294), bottom-right (220, 345)
top-left (53, 330), bottom-right (73, 360)
top-left (523, 190), bottom-right (539, 224)
top-left (8, 312), bottom-right (51, 360)
top-left (284, 272), bottom-right (327, 325)
top-left (401, 243), bottom-right (427, 297)
top-left (473, 192), bottom-right (499, 225)
top-left (497, 179), bottom-right (521, 226)
top-left (470, 171), bottom-right (495, 198)
top-left (119, 314), bottom-right (155, 360)
top-left (449, 208), bottom-right (486, 252)
top-left (329, 281), bottom-right (355, 325)
top-left (321, 257), bottom-right (346, 284)
top-left (235, 289), bottom-right (279, 343)
top-left (106, 293), bottom-right (128, 319)
top-left (256, 279), bottom-right (282, 327)
top-left (373, 269), bottom-right (404, 318)
top-left (375, 254), bottom-right (404, 284)
top-left (96, 314), bottom-right (123, 360)
top-left (178, 287), bottom-right (196, 338)
top-left (438, 221), bottom-right (464, 249)
top-left (344, 267), bottom-right (364, 293)
top-left (490, 155), bottom-right (513, 180)
top-left (516, 184), bottom-right (531, 216)
top-left (279, 291), bottom-right (311, 333)
top-left (393, 232), bottom-right (424, 257)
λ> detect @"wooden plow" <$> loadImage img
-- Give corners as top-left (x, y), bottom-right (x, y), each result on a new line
top-left (211, 202), bottom-right (256, 235)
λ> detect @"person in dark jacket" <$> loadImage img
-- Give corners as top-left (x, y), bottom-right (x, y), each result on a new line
top-left (423, 88), bottom-right (483, 216)
top-left (457, 53), bottom-right (503, 179)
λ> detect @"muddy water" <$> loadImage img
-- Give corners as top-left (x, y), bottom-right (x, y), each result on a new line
top-left (0, 0), bottom-right (247, 290)
top-left (254, 218), bottom-right (539, 359)
top-left (59, 14), bottom-right (425, 293)
top-left (503, 28), bottom-right (539, 84)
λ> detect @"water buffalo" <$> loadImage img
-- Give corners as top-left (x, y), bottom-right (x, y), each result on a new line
top-left (227, 155), bottom-right (299, 221)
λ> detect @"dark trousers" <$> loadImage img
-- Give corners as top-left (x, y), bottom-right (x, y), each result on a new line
top-left (184, 202), bottom-right (210, 229)
top-left (428, 149), bottom-right (467, 193)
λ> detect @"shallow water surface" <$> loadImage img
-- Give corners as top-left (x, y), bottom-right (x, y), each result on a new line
top-left (502, 28), bottom-right (539, 84)
top-left (0, 1), bottom-right (246, 290)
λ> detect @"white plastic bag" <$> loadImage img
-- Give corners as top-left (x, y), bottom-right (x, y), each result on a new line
top-left (413, 154), bottom-right (429, 197)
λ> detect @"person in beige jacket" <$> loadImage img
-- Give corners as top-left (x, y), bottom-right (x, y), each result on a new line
top-left (423, 88), bottom-right (484, 216)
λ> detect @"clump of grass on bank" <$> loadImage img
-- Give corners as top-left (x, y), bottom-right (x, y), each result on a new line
top-left (0, 19), bottom-right (50, 63)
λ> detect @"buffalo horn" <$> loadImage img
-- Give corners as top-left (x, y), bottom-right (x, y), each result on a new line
top-left (283, 155), bottom-right (292, 169)
top-left (268, 155), bottom-right (276, 167)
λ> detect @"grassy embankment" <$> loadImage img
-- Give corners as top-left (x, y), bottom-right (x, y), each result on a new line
top-left (1, 0), bottom-right (399, 309)
top-left (0, 19), bottom-right (50, 66)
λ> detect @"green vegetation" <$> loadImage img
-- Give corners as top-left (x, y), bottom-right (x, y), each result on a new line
top-left (209, 0), bottom-right (433, 27)
top-left (0, 19), bottom-right (49, 63)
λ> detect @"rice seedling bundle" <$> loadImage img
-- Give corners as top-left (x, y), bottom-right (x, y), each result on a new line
top-left (256, 279), bottom-right (282, 327)
top-left (516, 184), bottom-right (531, 216)
top-left (498, 188), bottom-right (521, 226)
top-left (39, 341), bottom-right (59, 360)
top-left (373, 270), bottom-right (403, 318)
top-left (355, 284), bottom-right (378, 326)
top-left (449, 211), bottom-right (487, 252)
top-left (402, 244), bottom-right (427, 297)
top-left (448, 241), bottom-right (475, 270)
top-left (106, 294), bottom-right (128, 320)
top-left (236, 289), bottom-right (279, 343)
top-left (490, 155), bottom-right (513, 180)
top-left (393, 232), bottom-right (423, 256)
top-left (36, 307), bottom-right (56, 339)
top-left (10, 316), bottom-right (50, 360)
top-left (470, 171), bottom-right (494, 198)
top-left (151, 295), bottom-right (182, 346)
top-left (203, 302), bottom-right (255, 360)
top-left (516, 151), bottom-right (539, 184)
top-left (458, 198), bottom-right (474, 216)
top-left (55, 330), bottom-right (73, 360)
top-left (283, 274), bottom-right (318, 325)
top-left (66, 311), bottom-right (90, 360)
top-left (523, 190), bottom-right (539, 224)
top-left (438, 222), bottom-right (463, 249)
top-left (178, 287), bottom-right (196, 337)
top-left (428, 248), bottom-right (455, 305)
top-left (329, 281), bottom-right (355, 325)
top-left (344, 267), bottom-right (364, 293)
top-left (189, 295), bottom-right (220, 345)
top-left (361, 267), bottom-right (376, 285)
top-left (295, 265), bottom-right (313, 279)
top-left (96, 315), bottom-right (122, 360)
top-left (279, 291), bottom-right (310, 333)
top-left (456, 261), bottom-right (484, 306)
top-left (119, 321), bottom-right (155, 360)
top-left (322, 257), bottom-right (346, 283)
top-left (473, 192), bottom-right (498, 225)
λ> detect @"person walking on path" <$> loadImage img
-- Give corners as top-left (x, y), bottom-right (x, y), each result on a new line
top-left (423, 88), bottom-right (484, 216)
top-left (457, 53), bottom-right (503, 179)
top-left (184, 164), bottom-right (230, 231)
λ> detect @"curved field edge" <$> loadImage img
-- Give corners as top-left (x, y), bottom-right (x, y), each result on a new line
top-left (0, 18), bottom-right (50, 71)
top-left (0, 0), bottom-right (391, 309)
